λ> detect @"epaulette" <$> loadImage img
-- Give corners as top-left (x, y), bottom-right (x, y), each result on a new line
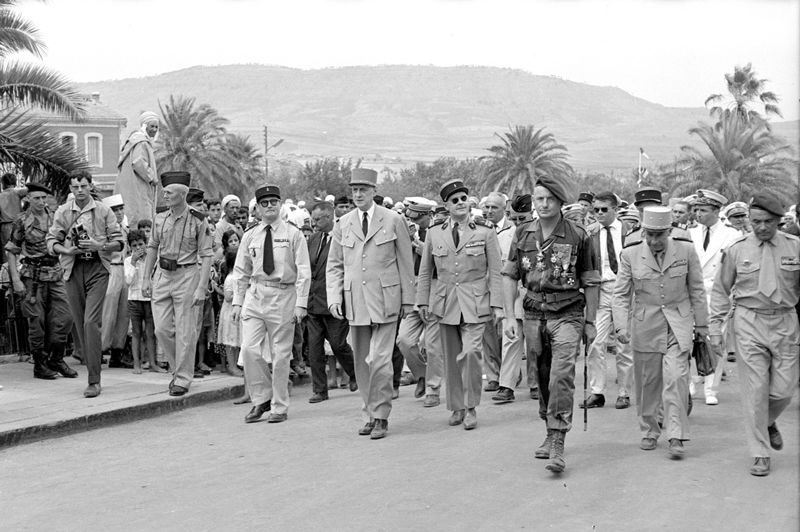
top-left (429, 219), bottom-right (445, 228)
top-left (726, 233), bottom-right (749, 247)
top-left (623, 230), bottom-right (643, 249)
top-left (472, 218), bottom-right (493, 229)
top-left (670, 234), bottom-right (693, 243)
top-left (243, 223), bottom-right (259, 234)
top-left (189, 207), bottom-right (206, 220)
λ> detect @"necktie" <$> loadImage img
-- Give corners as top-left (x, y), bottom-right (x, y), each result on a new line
top-left (758, 241), bottom-right (780, 303)
top-left (262, 225), bottom-right (274, 275)
top-left (703, 226), bottom-right (710, 250)
top-left (362, 212), bottom-right (369, 238)
top-left (452, 222), bottom-right (460, 248)
top-left (605, 226), bottom-right (618, 274)
top-left (316, 232), bottom-right (327, 261)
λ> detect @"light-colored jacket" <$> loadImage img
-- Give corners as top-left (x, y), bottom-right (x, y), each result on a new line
top-left (612, 236), bottom-right (708, 353)
top-left (689, 221), bottom-right (741, 304)
top-left (115, 130), bottom-right (157, 226)
top-left (416, 219), bottom-right (503, 325)
top-left (326, 205), bottom-right (415, 325)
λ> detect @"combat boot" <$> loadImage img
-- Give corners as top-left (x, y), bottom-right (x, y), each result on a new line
top-left (545, 430), bottom-right (566, 473)
top-left (534, 429), bottom-right (554, 459)
top-left (32, 350), bottom-right (58, 380)
top-left (47, 343), bottom-right (77, 378)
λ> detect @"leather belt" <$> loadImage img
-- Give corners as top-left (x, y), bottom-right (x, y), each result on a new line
top-left (738, 305), bottom-right (793, 316)
top-left (262, 281), bottom-right (291, 289)
top-left (528, 290), bottom-right (581, 303)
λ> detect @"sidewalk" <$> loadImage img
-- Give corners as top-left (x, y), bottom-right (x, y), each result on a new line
top-left (0, 357), bottom-right (244, 449)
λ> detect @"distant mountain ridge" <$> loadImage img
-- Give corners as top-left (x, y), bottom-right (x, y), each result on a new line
top-left (77, 64), bottom-right (799, 171)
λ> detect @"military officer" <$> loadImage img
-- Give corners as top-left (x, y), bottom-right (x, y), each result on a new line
top-left (141, 171), bottom-right (213, 396)
top-left (326, 168), bottom-right (415, 440)
top-left (502, 175), bottom-right (600, 473)
top-left (417, 180), bottom-right (503, 430)
top-left (6, 182), bottom-right (75, 380)
top-left (232, 185), bottom-right (310, 424)
top-left (709, 192), bottom-right (799, 477)
top-left (613, 206), bottom-right (708, 459)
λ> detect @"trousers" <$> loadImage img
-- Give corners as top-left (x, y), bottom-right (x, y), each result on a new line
top-left (351, 322), bottom-right (396, 420)
top-left (307, 312), bottom-right (355, 394)
top-left (440, 321), bottom-right (485, 411)
top-left (482, 317), bottom-right (502, 382)
top-left (396, 310), bottom-right (443, 394)
top-left (22, 278), bottom-right (72, 352)
top-left (65, 260), bottom-right (109, 385)
top-left (587, 282), bottom-right (634, 397)
top-left (101, 264), bottom-right (129, 351)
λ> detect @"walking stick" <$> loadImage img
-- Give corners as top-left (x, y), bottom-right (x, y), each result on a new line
top-left (583, 340), bottom-right (588, 431)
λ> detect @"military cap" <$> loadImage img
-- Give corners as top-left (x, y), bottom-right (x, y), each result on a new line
top-left (160, 171), bottom-right (190, 187)
top-left (406, 197), bottom-right (435, 218)
top-left (434, 205), bottom-right (447, 215)
top-left (641, 206), bottom-right (672, 230)
top-left (562, 203), bottom-right (584, 215)
top-left (578, 192), bottom-right (595, 203)
top-left (749, 191), bottom-right (785, 218)
top-left (255, 184), bottom-right (281, 202)
top-left (619, 207), bottom-right (640, 223)
top-left (334, 195), bottom-right (350, 206)
top-left (619, 200), bottom-right (629, 209)
top-left (535, 175), bottom-right (573, 205)
top-left (439, 179), bottom-right (469, 202)
top-left (103, 193), bottom-right (124, 208)
top-left (510, 194), bottom-right (532, 213)
top-left (350, 168), bottom-right (378, 187)
top-left (633, 187), bottom-right (662, 206)
top-left (694, 189), bottom-right (727, 208)
top-left (724, 201), bottom-right (748, 218)
top-left (186, 188), bottom-right (204, 204)
top-left (25, 182), bottom-right (52, 195)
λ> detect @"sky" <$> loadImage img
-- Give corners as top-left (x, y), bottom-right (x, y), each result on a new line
top-left (16, 0), bottom-right (800, 120)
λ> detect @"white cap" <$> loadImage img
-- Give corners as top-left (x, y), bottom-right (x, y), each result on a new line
top-left (103, 194), bottom-right (124, 208)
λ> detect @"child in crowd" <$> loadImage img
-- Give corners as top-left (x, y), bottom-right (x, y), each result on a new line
top-left (137, 219), bottom-right (152, 242)
top-left (215, 229), bottom-right (243, 377)
top-left (124, 229), bottom-right (161, 374)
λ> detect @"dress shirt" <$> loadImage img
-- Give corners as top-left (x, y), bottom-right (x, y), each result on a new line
top-left (357, 203), bottom-right (376, 233)
top-left (600, 219), bottom-right (623, 283)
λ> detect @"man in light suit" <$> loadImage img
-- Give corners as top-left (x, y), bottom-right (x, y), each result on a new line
top-left (326, 168), bottom-right (415, 440)
top-left (613, 206), bottom-right (708, 459)
top-left (689, 189), bottom-right (740, 405)
top-left (417, 179), bottom-right (503, 430)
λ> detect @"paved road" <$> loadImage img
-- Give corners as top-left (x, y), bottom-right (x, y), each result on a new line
top-left (2, 370), bottom-right (798, 531)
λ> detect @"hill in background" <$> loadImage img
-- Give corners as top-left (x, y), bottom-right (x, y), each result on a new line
top-left (78, 64), bottom-right (799, 172)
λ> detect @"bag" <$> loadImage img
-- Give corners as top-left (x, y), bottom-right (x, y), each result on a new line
top-left (692, 335), bottom-right (716, 377)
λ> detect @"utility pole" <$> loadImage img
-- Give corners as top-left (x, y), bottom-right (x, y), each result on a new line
top-left (263, 125), bottom-right (269, 180)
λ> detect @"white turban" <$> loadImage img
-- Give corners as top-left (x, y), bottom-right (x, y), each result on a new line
top-left (221, 194), bottom-right (241, 210)
top-left (139, 111), bottom-right (159, 125)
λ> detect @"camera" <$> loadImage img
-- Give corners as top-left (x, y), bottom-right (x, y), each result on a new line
top-left (159, 257), bottom-right (179, 271)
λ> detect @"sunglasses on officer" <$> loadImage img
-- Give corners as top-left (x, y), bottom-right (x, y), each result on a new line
top-left (449, 194), bottom-right (469, 205)
top-left (259, 198), bottom-right (280, 207)
top-left (593, 206), bottom-right (612, 213)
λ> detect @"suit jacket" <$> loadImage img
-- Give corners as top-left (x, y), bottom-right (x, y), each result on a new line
top-left (689, 222), bottom-right (741, 303)
top-left (326, 205), bottom-right (415, 325)
top-left (416, 219), bottom-right (503, 325)
top-left (612, 236), bottom-right (708, 354)
top-left (307, 230), bottom-right (333, 315)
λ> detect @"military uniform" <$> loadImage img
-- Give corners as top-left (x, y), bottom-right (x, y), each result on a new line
top-left (710, 200), bottom-right (799, 473)
top-left (6, 204), bottom-right (73, 377)
top-left (613, 208), bottom-right (708, 451)
top-left (234, 211), bottom-right (310, 419)
top-left (148, 180), bottom-right (213, 392)
top-left (416, 213), bottom-right (503, 426)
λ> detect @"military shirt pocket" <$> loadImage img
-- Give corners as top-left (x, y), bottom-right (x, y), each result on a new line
top-left (669, 265), bottom-right (687, 278)
top-left (779, 261), bottom-right (800, 285)
top-left (473, 285), bottom-right (490, 317)
top-left (432, 246), bottom-right (448, 257)
top-left (342, 234), bottom-right (355, 248)
top-left (374, 231), bottom-right (397, 246)
top-left (380, 271), bottom-right (400, 318)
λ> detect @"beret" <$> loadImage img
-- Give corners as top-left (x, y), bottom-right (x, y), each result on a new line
top-left (25, 182), bottom-right (52, 195)
top-left (749, 191), bottom-right (784, 218)
top-left (510, 194), bottom-right (532, 213)
top-left (535, 174), bottom-right (573, 205)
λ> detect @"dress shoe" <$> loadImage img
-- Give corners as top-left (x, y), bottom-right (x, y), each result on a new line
top-left (245, 401), bottom-right (271, 423)
top-left (768, 423), bottom-right (783, 450)
top-left (267, 412), bottom-right (287, 423)
top-left (448, 409), bottom-right (465, 426)
top-left (483, 380), bottom-right (499, 392)
top-left (83, 383), bottom-right (101, 398)
top-left (233, 395), bottom-right (251, 405)
top-left (580, 393), bottom-right (605, 409)
top-left (169, 385), bottom-right (188, 396)
top-left (750, 457), bottom-right (770, 477)
top-left (529, 387), bottom-right (539, 400)
top-left (392, 387), bottom-right (400, 400)
top-left (399, 372), bottom-right (416, 386)
top-left (668, 438), bottom-right (685, 459)
top-left (423, 394), bottom-right (440, 408)
top-left (308, 392), bottom-right (329, 404)
top-left (492, 387), bottom-right (515, 403)
top-left (349, 379), bottom-right (358, 392)
top-left (615, 396), bottom-right (631, 409)
top-left (370, 419), bottom-right (388, 439)
top-left (193, 369), bottom-right (205, 379)
top-left (463, 408), bottom-right (477, 430)
top-left (32, 351), bottom-right (58, 380)
top-left (705, 395), bottom-right (719, 406)
top-left (414, 377), bottom-right (426, 399)
top-left (640, 437), bottom-right (657, 451)
top-left (358, 419), bottom-right (376, 436)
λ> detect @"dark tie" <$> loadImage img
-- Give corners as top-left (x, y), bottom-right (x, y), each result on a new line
top-left (263, 225), bottom-right (274, 274)
top-left (703, 226), bottom-right (710, 250)
top-left (362, 212), bottom-right (369, 238)
top-left (605, 226), bottom-right (618, 274)
top-left (316, 232), bottom-right (327, 261)
top-left (452, 222), bottom-right (459, 248)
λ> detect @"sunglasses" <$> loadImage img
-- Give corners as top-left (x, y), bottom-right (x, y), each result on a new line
top-left (259, 198), bottom-right (280, 207)
top-left (593, 206), bottom-right (611, 213)
top-left (449, 195), bottom-right (469, 205)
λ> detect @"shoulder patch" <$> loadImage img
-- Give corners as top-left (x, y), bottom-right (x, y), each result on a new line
top-left (429, 219), bottom-right (445, 228)
top-left (189, 208), bottom-right (206, 220)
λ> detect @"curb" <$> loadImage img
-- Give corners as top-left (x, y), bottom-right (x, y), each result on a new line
top-left (0, 382), bottom-right (245, 450)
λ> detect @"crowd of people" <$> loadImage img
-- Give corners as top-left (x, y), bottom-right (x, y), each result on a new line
top-left (2, 112), bottom-right (799, 478)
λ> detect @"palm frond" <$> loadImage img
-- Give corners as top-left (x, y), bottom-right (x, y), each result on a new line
top-left (0, 5), bottom-right (44, 58)
top-left (0, 60), bottom-right (85, 119)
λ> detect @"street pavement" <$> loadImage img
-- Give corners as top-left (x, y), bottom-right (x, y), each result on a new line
top-left (1, 357), bottom-right (797, 531)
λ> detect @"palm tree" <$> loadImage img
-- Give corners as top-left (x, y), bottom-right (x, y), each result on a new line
top-left (674, 111), bottom-right (795, 201)
top-left (218, 133), bottom-right (264, 198)
top-left (0, 0), bottom-right (88, 194)
top-left (483, 125), bottom-right (574, 197)
top-left (155, 95), bottom-right (241, 196)
top-left (704, 63), bottom-right (782, 126)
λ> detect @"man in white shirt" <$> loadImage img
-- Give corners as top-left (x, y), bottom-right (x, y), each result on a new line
top-left (689, 189), bottom-right (741, 405)
top-left (582, 192), bottom-right (633, 409)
